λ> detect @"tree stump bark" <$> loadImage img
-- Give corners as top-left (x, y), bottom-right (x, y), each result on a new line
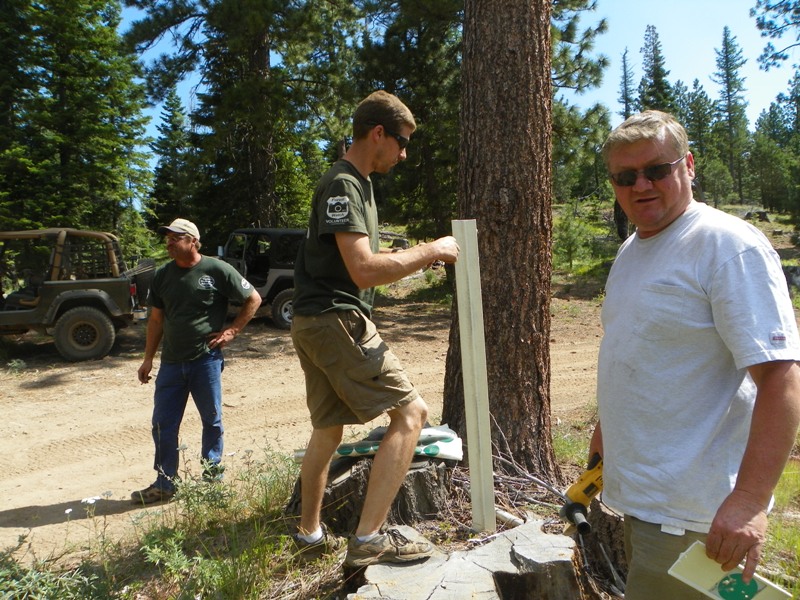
top-left (285, 457), bottom-right (453, 536)
top-left (581, 500), bottom-right (627, 591)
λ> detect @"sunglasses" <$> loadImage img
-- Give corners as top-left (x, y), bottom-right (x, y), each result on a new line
top-left (610, 155), bottom-right (686, 187)
top-left (165, 233), bottom-right (192, 243)
top-left (384, 127), bottom-right (410, 150)
top-left (369, 122), bottom-right (410, 149)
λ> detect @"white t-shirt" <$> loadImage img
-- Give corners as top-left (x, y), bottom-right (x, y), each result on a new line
top-left (597, 201), bottom-right (800, 533)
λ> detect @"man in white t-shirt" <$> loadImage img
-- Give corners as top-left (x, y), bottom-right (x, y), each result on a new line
top-left (592, 110), bottom-right (800, 598)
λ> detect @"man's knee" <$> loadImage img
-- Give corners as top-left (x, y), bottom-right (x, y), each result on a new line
top-left (391, 397), bottom-right (428, 429)
top-left (310, 424), bottom-right (344, 447)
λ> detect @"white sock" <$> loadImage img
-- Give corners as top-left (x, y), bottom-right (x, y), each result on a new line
top-left (297, 528), bottom-right (323, 543)
top-left (356, 532), bottom-right (379, 543)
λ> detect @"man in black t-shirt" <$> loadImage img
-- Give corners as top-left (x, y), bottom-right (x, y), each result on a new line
top-left (291, 91), bottom-right (459, 566)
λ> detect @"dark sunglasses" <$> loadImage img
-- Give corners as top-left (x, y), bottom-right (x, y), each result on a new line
top-left (610, 155), bottom-right (686, 187)
top-left (369, 122), bottom-right (410, 149)
top-left (383, 127), bottom-right (410, 150)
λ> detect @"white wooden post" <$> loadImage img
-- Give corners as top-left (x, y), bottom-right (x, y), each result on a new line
top-left (452, 219), bottom-right (496, 532)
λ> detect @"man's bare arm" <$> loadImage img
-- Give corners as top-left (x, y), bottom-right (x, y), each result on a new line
top-left (335, 231), bottom-right (459, 289)
top-left (706, 360), bottom-right (800, 581)
top-left (137, 307), bottom-right (164, 383)
top-left (209, 288), bottom-right (262, 349)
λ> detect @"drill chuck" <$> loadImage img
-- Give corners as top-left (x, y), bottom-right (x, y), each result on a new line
top-left (560, 502), bottom-right (592, 535)
top-left (560, 452), bottom-right (603, 534)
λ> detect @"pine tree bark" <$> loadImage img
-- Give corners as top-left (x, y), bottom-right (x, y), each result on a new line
top-left (443, 0), bottom-right (559, 482)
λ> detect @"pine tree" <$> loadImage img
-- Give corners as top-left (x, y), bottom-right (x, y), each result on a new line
top-left (443, 0), bottom-right (558, 478)
top-left (125, 0), bottom-right (360, 247)
top-left (672, 80), bottom-right (690, 124)
top-left (751, 0), bottom-right (800, 70)
top-left (1, 0), bottom-right (150, 232)
top-left (782, 73), bottom-right (800, 153)
top-left (354, 0), bottom-right (462, 241)
top-left (638, 25), bottom-right (676, 112)
top-left (0, 0), bottom-right (36, 229)
top-left (710, 26), bottom-right (749, 202)
top-left (751, 104), bottom-right (795, 213)
top-left (549, 0), bottom-right (614, 224)
top-left (617, 48), bottom-right (636, 119)
top-left (683, 80), bottom-right (717, 203)
top-left (775, 75), bottom-right (800, 213)
top-left (146, 87), bottom-right (193, 229)
top-left (550, 0), bottom-right (609, 92)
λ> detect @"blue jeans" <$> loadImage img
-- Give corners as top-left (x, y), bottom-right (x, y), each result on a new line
top-left (151, 350), bottom-right (224, 491)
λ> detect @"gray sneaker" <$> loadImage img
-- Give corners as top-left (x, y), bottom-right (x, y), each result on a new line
top-left (293, 524), bottom-right (346, 562)
top-left (345, 528), bottom-right (434, 567)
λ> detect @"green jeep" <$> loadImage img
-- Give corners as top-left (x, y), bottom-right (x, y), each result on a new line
top-left (218, 228), bottom-right (305, 330)
top-left (0, 228), bottom-right (152, 361)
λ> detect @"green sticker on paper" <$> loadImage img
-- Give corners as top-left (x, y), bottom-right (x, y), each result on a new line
top-left (716, 573), bottom-right (759, 600)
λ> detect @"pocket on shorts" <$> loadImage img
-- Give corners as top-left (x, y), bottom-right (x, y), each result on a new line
top-left (296, 325), bottom-right (340, 368)
top-left (345, 352), bottom-right (388, 382)
top-left (341, 310), bottom-right (368, 344)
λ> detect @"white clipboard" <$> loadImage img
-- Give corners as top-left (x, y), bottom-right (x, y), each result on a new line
top-left (668, 541), bottom-right (791, 599)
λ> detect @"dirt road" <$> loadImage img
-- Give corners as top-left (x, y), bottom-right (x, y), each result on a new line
top-left (0, 296), bottom-right (602, 563)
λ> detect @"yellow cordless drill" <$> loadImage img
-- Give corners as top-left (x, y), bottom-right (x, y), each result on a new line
top-left (559, 452), bottom-right (604, 535)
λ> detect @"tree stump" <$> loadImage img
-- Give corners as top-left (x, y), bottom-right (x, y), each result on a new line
top-left (581, 499), bottom-right (627, 591)
top-left (285, 457), bottom-right (453, 535)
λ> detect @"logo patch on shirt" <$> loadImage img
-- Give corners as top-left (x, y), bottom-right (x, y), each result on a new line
top-left (326, 196), bottom-right (350, 220)
top-left (240, 277), bottom-right (251, 290)
top-left (770, 330), bottom-right (788, 348)
top-left (198, 275), bottom-right (216, 290)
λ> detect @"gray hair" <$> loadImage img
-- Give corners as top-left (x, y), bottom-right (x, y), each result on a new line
top-left (601, 110), bottom-right (689, 168)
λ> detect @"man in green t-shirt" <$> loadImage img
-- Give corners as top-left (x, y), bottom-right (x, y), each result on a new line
top-left (291, 91), bottom-right (460, 566)
top-left (131, 218), bottom-right (262, 504)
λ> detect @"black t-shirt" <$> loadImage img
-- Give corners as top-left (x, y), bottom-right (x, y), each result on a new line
top-left (293, 160), bottom-right (379, 317)
top-left (149, 257), bottom-right (253, 361)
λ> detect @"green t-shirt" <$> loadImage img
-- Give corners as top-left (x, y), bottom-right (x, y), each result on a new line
top-left (149, 256), bottom-right (254, 362)
top-left (293, 160), bottom-right (379, 317)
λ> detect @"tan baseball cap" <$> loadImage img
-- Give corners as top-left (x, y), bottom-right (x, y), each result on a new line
top-left (157, 218), bottom-right (200, 240)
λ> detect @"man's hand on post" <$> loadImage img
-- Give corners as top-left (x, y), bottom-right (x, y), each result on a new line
top-left (432, 236), bottom-right (459, 264)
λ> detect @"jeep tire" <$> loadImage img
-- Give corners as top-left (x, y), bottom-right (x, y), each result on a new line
top-left (53, 306), bottom-right (116, 361)
top-left (271, 289), bottom-right (294, 330)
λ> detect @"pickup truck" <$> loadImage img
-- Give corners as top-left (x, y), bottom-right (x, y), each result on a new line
top-left (0, 228), bottom-right (152, 361)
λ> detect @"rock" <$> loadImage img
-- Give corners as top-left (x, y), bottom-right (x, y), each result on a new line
top-left (348, 521), bottom-right (596, 599)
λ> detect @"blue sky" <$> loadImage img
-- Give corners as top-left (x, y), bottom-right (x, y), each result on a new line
top-left (129, 1), bottom-right (798, 138)
top-left (562, 0), bottom-right (798, 128)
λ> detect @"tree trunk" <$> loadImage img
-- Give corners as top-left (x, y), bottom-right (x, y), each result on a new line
top-left (443, 0), bottom-right (559, 482)
top-left (285, 457), bottom-right (452, 535)
top-left (613, 200), bottom-right (630, 240)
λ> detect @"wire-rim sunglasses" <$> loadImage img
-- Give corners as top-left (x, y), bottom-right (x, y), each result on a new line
top-left (610, 155), bottom-right (686, 187)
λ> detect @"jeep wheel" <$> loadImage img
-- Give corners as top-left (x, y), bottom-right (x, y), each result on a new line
top-left (271, 289), bottom-right (294, 330)
top-left (53, 306), bottom-right (116, 361)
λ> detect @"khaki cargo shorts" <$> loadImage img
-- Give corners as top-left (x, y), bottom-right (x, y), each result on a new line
top-left (291, 310), bottom-right (420, 428)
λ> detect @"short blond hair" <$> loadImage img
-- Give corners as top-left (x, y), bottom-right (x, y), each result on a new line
top-left (601, 110), bottom-right (689, 168)
top-left (352, 91), bottom-right (416, 140)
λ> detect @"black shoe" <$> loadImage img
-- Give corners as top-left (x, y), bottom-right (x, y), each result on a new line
top-left (131, 484), bottom-right (174, 505)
